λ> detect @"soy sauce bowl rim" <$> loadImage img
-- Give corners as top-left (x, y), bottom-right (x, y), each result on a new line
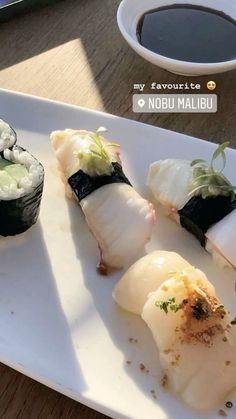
top-left (117, 0), bottom-right (236, 69)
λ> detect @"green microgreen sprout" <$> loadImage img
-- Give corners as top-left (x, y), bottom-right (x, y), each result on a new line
top-left (155, 297), bottom-right (182, 314)
top-left (75, 127), bottom-right (119, 176)
top-left (188, 142), bottom-right (236, 201)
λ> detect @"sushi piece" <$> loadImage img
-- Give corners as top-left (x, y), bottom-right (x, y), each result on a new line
top-left (147, 142), bottom-right (236, 268)
top-left (206, 209), bottom-right (236, 268)
top-left (51, 128), bottom-right (155, 273)
top-left (147, 158), bottom-right (193, 215)
top-left (0, 118), bottom-right (17, 152)
top-left (142, 268), bottom-right (236, 410)
top-left (0, 145), bottom-right (44, 236)
top-left (112, 251), bottom-right (191, 314)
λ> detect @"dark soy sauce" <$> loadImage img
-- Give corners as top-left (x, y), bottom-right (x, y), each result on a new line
top-left (137, 5), bottom-right (236, 63)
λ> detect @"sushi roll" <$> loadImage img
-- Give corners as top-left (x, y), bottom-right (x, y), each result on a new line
top-left (147, 142), bottom-right (236, 268)
top-left (0, 145), bottom-right (44, 236)
top-left (112, 251), bottom-right (191, 314)
top-left (0, 118), bottom-right (17, 151)
top-left (142, 268), bottom-right (236, 410)
top-left (51, 127), bottom-right (155, 274)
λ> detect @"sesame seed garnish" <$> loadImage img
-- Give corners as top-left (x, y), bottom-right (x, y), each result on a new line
top-left (139, 363), bottom-right (145, 371)
top-left (161, 373), bottom-right (168, 387)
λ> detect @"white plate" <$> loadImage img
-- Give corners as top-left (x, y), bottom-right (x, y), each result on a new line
top-left (0, 88), bottom-right (235, 419)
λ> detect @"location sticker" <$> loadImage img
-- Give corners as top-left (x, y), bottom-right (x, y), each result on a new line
top-left (138, 98), bottom-right (146, 108)
top-left (133, 94), bottom-right (217, 113)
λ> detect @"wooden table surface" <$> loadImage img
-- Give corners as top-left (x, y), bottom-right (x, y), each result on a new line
top-left (0, 0), bottom-right (235, 418)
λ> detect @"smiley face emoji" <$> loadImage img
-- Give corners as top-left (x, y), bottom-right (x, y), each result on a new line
top-left (207, 81), bottom-right (216, 90)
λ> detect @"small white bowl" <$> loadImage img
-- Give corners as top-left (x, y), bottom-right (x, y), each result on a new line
top-left (117, 0), bottom-right (236, 76)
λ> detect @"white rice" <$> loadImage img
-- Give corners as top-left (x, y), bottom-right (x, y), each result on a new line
top-left (0, 119), bottom-right (16, 152)
top-left (0, 147), bottom-right (44, 200)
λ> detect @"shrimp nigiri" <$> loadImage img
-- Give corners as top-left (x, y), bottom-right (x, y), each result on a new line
top-left (51, 128), bottom-right (155, 274)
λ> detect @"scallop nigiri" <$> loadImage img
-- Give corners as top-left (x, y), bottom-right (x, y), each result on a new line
top-left (147, 142), bottom-right (236, 268)
top-left (51, 128), bottom-right (155, 273)
top-left (142, 268), bottom-right (236, 410)
top-left (112, 251), bottom-right (191, 314)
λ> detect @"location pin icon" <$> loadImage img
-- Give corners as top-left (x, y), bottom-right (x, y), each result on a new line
top-left (138, 98), bottom-right (145, 108)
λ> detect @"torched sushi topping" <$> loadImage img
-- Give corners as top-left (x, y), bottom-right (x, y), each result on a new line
top-left (155, 271), bottom-right (228, 346)
top-left (189, 142), bottom-right (236, 201)
top-left (155, 292), bottom-right (225, 321)
top-left (74, 127), bottom-right (120, 177)
top-left (181, 290), bottom-right (226, 323)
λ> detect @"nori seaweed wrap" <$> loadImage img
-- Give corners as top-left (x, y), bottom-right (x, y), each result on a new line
top-left (68, 162), bottom-right (132, 202)
top-left (0, 145), bottom-right (44, 236)
top-left (178, 195), bottom-right (236, 246)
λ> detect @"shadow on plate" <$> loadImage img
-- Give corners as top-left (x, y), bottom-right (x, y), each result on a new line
top-left (0, 221), bottom-right (86, 396)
